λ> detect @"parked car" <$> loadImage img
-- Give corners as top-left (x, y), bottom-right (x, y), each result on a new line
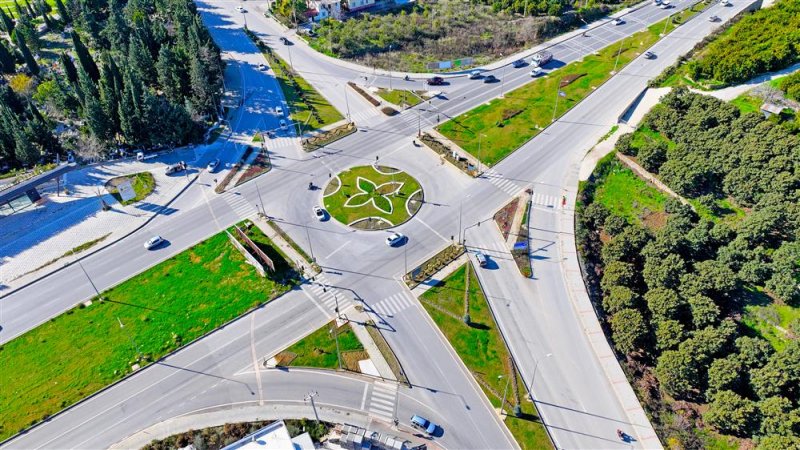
top-left (469, 70), bottom-right (482, 79)
top-left (476, 252), bottom-right (488, 267)
top-left (275, 106), bottom-right (284, 116)
top-left (410, 415), bottom-right (437, 435)
top-left (483, 74), bottom-right (498, 83)
top-left (144, 236), bottom-right (164, 250)
top-left (644, 51), bottom-right (656, 59)
top-left (280, 119), bottom-right (288, 130)
top-left (165, 162), bottom-right (185, 174)
top-left (313, 206), bottom-right (326, 221)
top-left (426, 76), bottom-right (444, 86)
top-left (612, 18), bottom-right (624, 25)
top-left (530, 67), bottom-right (544, 77)
top-left (511, 59), bottom-right (526, 68)
top-left (207, 158), bottom-right (220, 172)
top-left (385, 232), bottom-right (405, 247)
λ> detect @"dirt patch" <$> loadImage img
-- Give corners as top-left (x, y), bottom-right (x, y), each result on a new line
top-left (274, 351), bottom-right (296, 366)
top-left (560, 73), bottom-right (586, 87)
top-left (350, 217), bottom-right (393, 230)
top-left (502, 109), bottom-right (524, 121)
top-left (642, 211), bottom-right (668, 229)
top-left (341, 350), bottom-right (369, 372)
top-left (494, 198), bottom-right (520, 240)
top-left (324, 177), bottom-right (341, 196)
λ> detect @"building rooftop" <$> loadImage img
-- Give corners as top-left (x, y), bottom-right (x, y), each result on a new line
top-left (221, 421), bottom-right (314, 450)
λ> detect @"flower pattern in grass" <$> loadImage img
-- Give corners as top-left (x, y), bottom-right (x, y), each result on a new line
top-left (344, 176), bottom-right (403, 214)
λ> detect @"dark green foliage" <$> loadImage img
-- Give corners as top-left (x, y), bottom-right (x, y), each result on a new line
top-left (758, 396), bottom-right (800, 437)
top-left (54, 0), bottom-right (70, 24)
top-left (13, 30), bottom-right (39, 76)
top-left (704, 390), bottom-right (758, 436)
top-left (0, 7), bottom-right (14, 34)
top-left (707, 355), bottom-right (743, 399)
top-left (71, 31), bottom-right (99, 81)
top-left (779, 71), bottom-right (800, 101)
top-left (0, 40), bottom-right (16, 74)
top-left (685, 0), bottom-right (800, 84)
top-left (654, 319), bottom-right (684, 351)
top-left (603, 285), bottom-right (639, 314)
top-left (603, 214), bottom-right (628, 236)
top-left (610, 308), bottom-right (649, 354)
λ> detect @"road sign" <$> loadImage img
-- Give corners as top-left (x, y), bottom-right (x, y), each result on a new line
top-left (513, 241), bottom-right (528, 251)
top-left (117, 180), bottom-right (136, 202)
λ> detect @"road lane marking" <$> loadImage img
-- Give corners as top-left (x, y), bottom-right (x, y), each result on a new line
top-left (301, 284), bottom-right (331, 317)
top-left (360, 383), bottom-right (369, 410)
top-left (325, 241), bottom-right (350, 259)
top-left (413, 217), bottom-right (449, 243)
top-left (250, 313), bottom-right (264, 406)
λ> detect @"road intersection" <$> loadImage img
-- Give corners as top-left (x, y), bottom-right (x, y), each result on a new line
top-left (0, 0), bottom-right (756, 447)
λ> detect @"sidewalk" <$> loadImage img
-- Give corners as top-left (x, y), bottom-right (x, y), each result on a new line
top-left (346, 308), bottom-right (397, 381)
top-left (0, 145), bottom-right (211, 294)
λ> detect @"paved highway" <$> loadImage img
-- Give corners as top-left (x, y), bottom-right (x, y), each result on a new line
top-left (0, 0), bottom-right (754, 447)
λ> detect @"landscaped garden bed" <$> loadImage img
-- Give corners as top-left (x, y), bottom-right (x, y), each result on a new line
top-left (302, 122), bottom-right (356, 152)
top-left (512, 200), bottom-right (532, 278)
top-left (323, 165), bottom-right (423, 230)
top-left (105, 172), bottom-right (155, 205)
top-left (234, 149), bottom-right (271, 186)
top-left (494, 197), bottom-right (520, 240)
top-left (405, 243), bottom-right (465, 288)
top-left (275, 321), bottom-right (367, 371)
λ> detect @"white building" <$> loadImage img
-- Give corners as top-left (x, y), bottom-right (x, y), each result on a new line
top-left (307, 0), bottom-right (342, 21)
top-left (347, 0), bottom-right (374, 11)
top-left (222, 421), bottom-right (315, 450)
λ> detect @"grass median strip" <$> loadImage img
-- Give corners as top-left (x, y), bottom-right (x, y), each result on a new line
top-left (0, 232), bottom-right (294, 440)
top-left (375, 88), bottom-right (425, 107)
top-left (276, 321), bottom-right (366, 371)
top-left (419, 263), bottom-right (551, 449)
top-left (436, 4), bottom-right (704, 167)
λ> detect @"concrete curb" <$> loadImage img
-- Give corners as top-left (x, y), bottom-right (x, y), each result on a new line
top-left (0, 172), bottom-right (200, 302)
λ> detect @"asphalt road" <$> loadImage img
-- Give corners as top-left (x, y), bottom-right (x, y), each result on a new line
top-left (0, 0), bottom-right (755, 447)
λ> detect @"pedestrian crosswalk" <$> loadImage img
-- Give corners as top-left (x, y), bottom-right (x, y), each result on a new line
top-left (483, 168), bottom-right (523, 197)
top-left (220, 191), bottom-right (258, 220)
top-left (531, 192), bottom-right (560, 209)
top-left (307, 273), bottom-right (352, 315)
top-left (369, 380), bottom-right (398, 423)
top-left (371, 291), bottom-right (416, 317)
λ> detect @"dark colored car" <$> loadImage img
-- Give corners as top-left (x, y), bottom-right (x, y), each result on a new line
top-left (426, 76), bottom-right (444, 86)
top-left (512, 59), bottom-right (526, 68)
top-left (280, 36), bottom-right (291, 45)
top-left (483, 74), bottom-right (498, 83)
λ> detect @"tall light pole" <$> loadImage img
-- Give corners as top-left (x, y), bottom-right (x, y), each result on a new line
top-left (661, 14), bottom-right (672, 37)
top-left (499, 64), bottom-right (508, 98)
top-left (343, 84), bottom-right (351, 122)
top-left (612, 38), bottom-right (625, 74)
top-left (552, 79), bottom-right (564, 123)
top-left (330, 322), bottom-right (342, 370)
top-left (305, 224), bottom-right (316, 262)
top-left (499, 374), bottom-right (511, 417)
top-left (527, 353), bottom-right (553, 400)
top-left (304, 391), bottom-right (320, 422)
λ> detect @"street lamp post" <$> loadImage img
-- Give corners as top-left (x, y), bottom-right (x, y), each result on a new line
top-left (527, 353), bottom-right (553, 400)
top-left (499, 374), bottom-right (511, 417)
top-left (552, 78), bottom-right (564, 123)
top-left (331, 322), bottom-right (342, 370)
top-left (255, 180), bottom-right (265, 216)
top-left (305, 224), bottom-right (316, 262)
top-left (500, 64), bottom-right (508, 98)
top-left (343, 84), bottom-right (351, 122)
top-left (612, 38), bottom-right (625, 74)
top-left (661, 14), bottom-right (672, 36)
top-left (304, 391), bottom-right (320, 422)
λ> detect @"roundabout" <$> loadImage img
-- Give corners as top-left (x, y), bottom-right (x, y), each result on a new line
top-left (323, 165), bottom-right (423, 230)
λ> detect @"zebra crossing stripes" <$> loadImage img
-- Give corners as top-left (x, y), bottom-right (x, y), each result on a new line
top-left (531, 192), bottom-right (559, 209)
top-left (307, 274), bottom-right (351, 315)
top-left (220, 191), bottom-right (258, 219)
top-left (483, 169), bottom-right (523, 197)
top-left (369, 381), bottom-right (398, 422)
top-left (371, 292), bottom-right (415, 317)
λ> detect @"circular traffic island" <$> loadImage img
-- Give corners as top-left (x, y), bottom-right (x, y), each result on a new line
top-left (323, 165), bottom-right (424, 230)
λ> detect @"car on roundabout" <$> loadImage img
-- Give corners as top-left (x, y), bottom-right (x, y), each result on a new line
top-left (207, 158), bottom-right (220, 172)
top-left (144, 236), bottom-right (164, 250)
top-left (385, 232), bottom-right (405, 247)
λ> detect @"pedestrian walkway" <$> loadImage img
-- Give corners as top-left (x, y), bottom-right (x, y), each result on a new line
top-left (306, 273), bottom-right (353, 315)
top-left (368, 380), bottom-right (398, 423)
top-left (482, 168), bottom-right (524, 197)
top-left (370, 291), bottom-right (416, 317)
top-left (219, 190), bottom-right (259, 220)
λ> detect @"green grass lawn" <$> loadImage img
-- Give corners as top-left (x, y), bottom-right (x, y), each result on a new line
top-left (323, 165), bottom-right (423, 229)
top-left (436, 9), bottom-right (700, 167)
top-left (594, 158), bottom-right (668, 227)
top-left (729, 94), bottom-right (763, 114)
top-left (743, 301), bottom-right (800, 351)
top-left (282, 322), bottom-right (364, 369)
top-left (420, 264), bottom-right (552, 450)
top-left (375, 88), bottom-right (424, 107)
top-left (0, 232), bottom-right (294, 440)
top-left (105, 172), bottom-right (156, 205)
top-left (253, 42), bottom-right (343, 132)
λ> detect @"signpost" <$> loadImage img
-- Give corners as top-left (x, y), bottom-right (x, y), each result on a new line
top-left (513, 241), bottom-right (528, 251)
top-left (117, 180), bottom-right (136, 202)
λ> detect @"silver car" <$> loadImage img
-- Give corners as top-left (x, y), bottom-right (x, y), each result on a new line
top-left (144, 236), bottom-right (164, 250)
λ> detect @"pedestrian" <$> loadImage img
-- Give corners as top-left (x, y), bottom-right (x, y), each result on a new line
top-left (213, 178), bottom-right (218, 184)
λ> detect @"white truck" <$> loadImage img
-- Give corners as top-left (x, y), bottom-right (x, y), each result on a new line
top-left (531, 50), bottom-right (553, 67)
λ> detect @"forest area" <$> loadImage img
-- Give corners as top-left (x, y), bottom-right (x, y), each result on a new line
top-left (274, 0), bottom-right (635, 71)
top-left (578, 88), bottom-right (799, 448)
top-left (0, 0), bottom-right (224, 172)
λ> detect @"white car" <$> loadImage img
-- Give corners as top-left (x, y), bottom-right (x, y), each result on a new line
top-left (469, 70), bottom-right (482, 79)
top-left (385, 232), bottom-right (405, 247)
top-left (530, 67), bottom-right (544, 77)
top-left (235, 5), bottom-right (245, 12)
top-left (144, 236), bottom-right (164, 250)
top-left (659, 3), bottom-right (671, 8)
top-left (275, 106), bottom-right (284, 116)
top-left (279, 119), bottom-right (288, 130)
top-left (207, 158), bottom-right (220, 172)
top-left (612, 18), bottom-right (624, 25)
top-left (258, 63), bottom-right (268, 71)
top-left (313, 206), bottom-right (326, 221)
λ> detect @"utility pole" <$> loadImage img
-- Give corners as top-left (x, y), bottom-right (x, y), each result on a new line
top-left (552, 79), bottom-right (564, 123)
top-left (304, 391), bottom-right (320, 422)
top-left (527, 353), bottom-right (553, 400)
top-left (612, 38), bottom-right (625, 74)
top-left (343, 84), bottom-right (351, 122)
top-left (305, 224), bottom-right (316, 262)
top-left (331, 322), bottom-right (342, 370)
top-left (499, 374), bottom-right (511, 416)
top-left (661, 14), bottom-right (672, 36)
top-left (417, 106), bottom-right (421, 137)
top-left (79, 261), bottom-right (101, 298)
top-left (255, 180), bottom-right (265, 216)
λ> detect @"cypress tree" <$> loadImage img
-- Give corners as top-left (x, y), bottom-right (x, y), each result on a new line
top-left (41, 12), bottom-right (53, 30)
top-left (0, 8), bottom-right (14, 34)
top-left (13, 0), bottom-right (25, 18)
top-left (24, 0), bottom-right (35, 17)
top-left (0, 40), bottom-right (15, 74)
top-left (79, 68), bottom-right (111, 142)
top-left (127, 37), bottom-right (155, 86)
top-left (13, 126), bottom-right (39, 166)
top-left (54, 0), bottom-right (69, 23)
top-left (59, 52), bottom-right (78, 84)
top-left (156, 44), bottom-right (182, 103)
top-left (71, 31), bottom-right (99, 81)
top-left (14, 31), bottom-right (39, 76)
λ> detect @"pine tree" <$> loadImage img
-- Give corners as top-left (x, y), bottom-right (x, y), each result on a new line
top-left (78, 68), bottom-right (111, 142)
top-left (0, 7), bottom-right (14, 34)
top-left (13, 30), bottom-right (39, 76)
top-left (71, 31), bottom-right (99, 81)
top-left (54, 0), bottom-right (70, 23)
top-left (127, 36), bottom-right (155, 86)
top-left (102, 0), bottom-right (128, 52)
top-left (99, 55), bottom-right (120, 132)
top-left (13, 125), bottom-right (39, 166)
top-left (156, 44), bottom-right (182, 103)
top-left (0, 40), bottom-right (16, 74)
top-left (59, 52), bottom-right (78, 84)
top-left (41, 11), bottom-right (53, 30)
top-left (13, 0), bottom-right (25, 18)
top-left (24, 0), bottom-right (36, 17)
